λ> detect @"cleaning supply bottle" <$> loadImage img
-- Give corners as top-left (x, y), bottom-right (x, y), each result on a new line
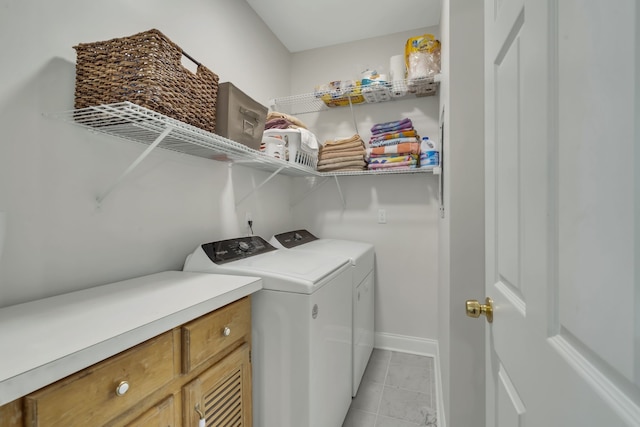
top-left (421, 136), bottom-right (439, 167)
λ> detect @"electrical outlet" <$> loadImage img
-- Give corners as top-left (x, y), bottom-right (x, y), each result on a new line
top-left (245, 212), bottom-right (254, 236)
top-left (377, 209), bottom-right (387, 224)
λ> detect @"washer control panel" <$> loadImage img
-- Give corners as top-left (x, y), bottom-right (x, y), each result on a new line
top-left (272, 229), bottom-right (318, 248)
top-left (202, 236), bottom-right (276, 264)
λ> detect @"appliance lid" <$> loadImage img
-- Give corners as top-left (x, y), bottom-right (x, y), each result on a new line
top-left (201, 236), bottom-right (277, 264)
top-left (184, 237), bottom-right (351, 294)
top-left (271, 229), bottom-right (318, 249)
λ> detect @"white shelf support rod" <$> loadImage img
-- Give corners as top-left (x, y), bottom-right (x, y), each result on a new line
top-left (347, 96), bottom-right (359, 135)
top-left (235, 166), bottom-right (285, 207)
top-left (96, 125), bottom-right (174, 206)
top-left (334, 175), bottom-right (346, 209)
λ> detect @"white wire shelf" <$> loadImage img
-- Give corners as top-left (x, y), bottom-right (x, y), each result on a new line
top-left (48, 102), bottom-right (318, 178)
top-left (48, 102), bottom-right (438, 177)
top-left (270, 75), bottom-right (441, 116)
top-left (47, 102), bottom-right (438, 204)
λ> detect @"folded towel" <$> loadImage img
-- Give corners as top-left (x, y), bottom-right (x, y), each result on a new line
top-left (370, 137), bottom-right (420, 148)
top-left (320, 135), bottom-right (365, 154)
top-left (367, 142), bottom-right (421, 157)
top-left (267, 111), bottom-right (308, 129)
top-left (298, 128), bottom-right (319, 152)
top-left (318, 159), bottom-right (367, 172)
top-left (318, 155), bottom-right (365, 166)
top-left (323, 134), bottom-right (363, 147)
top-left (368, 154), bottom-right (417, 164)
top-left (371, 118), bottom-right (413, 134)
top-left (368, 165), bottom-right (416, 171)
top-left (368, 160), bottom-right (416, 169)
top-left (319, 149), bottom-right (367, 160)
top-left (265, 117), bottom-right (294, 130)
top-left (370, 129), bottom-right (418, 142)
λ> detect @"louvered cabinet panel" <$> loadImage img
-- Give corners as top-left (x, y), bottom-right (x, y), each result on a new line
top-left (182, 343), bottom-right (252, 427)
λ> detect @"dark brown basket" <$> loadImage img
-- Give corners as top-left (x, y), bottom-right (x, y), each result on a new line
top-left (73, 29), bottom-right (219, 133)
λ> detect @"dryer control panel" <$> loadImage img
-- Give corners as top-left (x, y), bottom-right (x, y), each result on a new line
top-left (272, 229), bottom-right (318, 248)
top-left (202, 236), bottom-right (277, 264)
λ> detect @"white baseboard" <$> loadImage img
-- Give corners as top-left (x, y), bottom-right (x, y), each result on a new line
top-left (374, 332), bottom-right (438, 357)
top-left (374, 332), bottom-right (447, 427)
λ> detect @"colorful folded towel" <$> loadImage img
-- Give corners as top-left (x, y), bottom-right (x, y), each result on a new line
top-left (367, 142), bottom-right (421, 157)
top-left (371, 118), bottom-right (413, 134)
top-left (368, 160), bottom-right (416, 169)
top-left (370, 130), bottom-right (418, 143)
top-left (369, 137), bottom-right (420, 148)
top-left (368, 154), bottom-right (418, 164)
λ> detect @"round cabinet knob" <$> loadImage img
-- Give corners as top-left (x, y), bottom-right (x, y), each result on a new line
top-left (115, 380), bottom-right (129, 396)
top-left (223, 326), bottom-right (231, 337)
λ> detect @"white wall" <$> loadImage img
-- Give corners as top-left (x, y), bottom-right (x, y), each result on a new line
top-left (0, 0), bottom-right (444, 350)
top-left (288, 29), bottom-right (441, 342)
top-left (0, 0), bottom-right (294, 307)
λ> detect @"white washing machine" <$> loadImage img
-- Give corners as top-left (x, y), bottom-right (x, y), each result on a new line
top-left (183, 236), bottom-right (352, 427)
top-left (269, 229), bottom-right (375, 396)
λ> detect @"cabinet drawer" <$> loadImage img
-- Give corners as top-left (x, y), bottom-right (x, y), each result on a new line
top-left (126, 395), bottom-right (176, 427)
top-left (24, 331), bottom-right (175, 427)
top-left (182, 296), bottom-right (251, 373)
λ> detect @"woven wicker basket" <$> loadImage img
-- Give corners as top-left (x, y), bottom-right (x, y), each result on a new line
top-left (73, 29), bottom-right (219, 133)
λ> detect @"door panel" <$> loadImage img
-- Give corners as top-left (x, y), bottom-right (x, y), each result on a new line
top-left (497, 364), bottom-right (525, 427)
top-left (485, 0), bottom-right (640, 425)
top-left (555, 0), bottom-right (637, 384)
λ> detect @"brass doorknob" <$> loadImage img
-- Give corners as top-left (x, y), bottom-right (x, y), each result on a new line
top-left (465, 297), bottom-right (493, 323)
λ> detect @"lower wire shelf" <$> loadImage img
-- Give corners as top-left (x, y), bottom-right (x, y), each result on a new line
top-left (47, 102), bottom-right (437, 206)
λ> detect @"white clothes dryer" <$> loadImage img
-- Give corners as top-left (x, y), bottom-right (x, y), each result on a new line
top-left (269, 229), bottom-right (375, 396)
top-left (183, 236), bottom-right (352, 427)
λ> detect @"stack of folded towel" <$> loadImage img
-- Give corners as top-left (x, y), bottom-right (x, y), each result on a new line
top-left (317, 134), bottom-right (367, 172)
top-left (265, 111), bottom-right (308, 130)
top-left (366, 118), bottom-right (421, 171)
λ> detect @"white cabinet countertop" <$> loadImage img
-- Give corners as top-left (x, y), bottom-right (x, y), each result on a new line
top-left (0, 271), bottom-right (262, 405)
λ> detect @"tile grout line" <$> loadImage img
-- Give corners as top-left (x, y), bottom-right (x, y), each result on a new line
top-left (372, 353), bottom-right (392, 426)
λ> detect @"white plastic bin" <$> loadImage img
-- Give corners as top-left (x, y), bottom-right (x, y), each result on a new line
top-left (263, 129), bottom-right (318, 169)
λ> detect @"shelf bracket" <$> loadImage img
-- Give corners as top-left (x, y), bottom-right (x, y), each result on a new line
top-left (333, 176), bottom-right (346, 209)
top-left (96, 125), bottom-right (174, 206)
top-left (235, 166), bottom-right (285, 207)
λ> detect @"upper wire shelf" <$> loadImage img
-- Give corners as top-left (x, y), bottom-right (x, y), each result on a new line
top-left (49, 102), bottom-right (316, 177)
top-left (270, 75), bottom-right (442, 116)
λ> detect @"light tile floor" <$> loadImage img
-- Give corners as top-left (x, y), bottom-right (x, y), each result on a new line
top-left (342, 349), bottom-right (438, 427)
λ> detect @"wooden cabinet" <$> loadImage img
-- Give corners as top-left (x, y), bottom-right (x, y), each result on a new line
top-left (181, 297), bottom-right (251, 374)
top-left (1, 296), bottom-right (252, 427)
top-left (126, 395), bottom-right (176, 427)
top-left (182, 344), bottom-right (252, 427)
top-left (24, 331), bottom-right (175, 427)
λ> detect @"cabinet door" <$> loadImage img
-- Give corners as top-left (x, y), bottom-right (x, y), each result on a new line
top-left (125, 395), bottom-right (176, 427)
top-left (182, 343), bottom-right (252, 427)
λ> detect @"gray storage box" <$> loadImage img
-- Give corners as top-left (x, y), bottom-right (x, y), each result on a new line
top-left (215, 82), bottom-right (268, 151)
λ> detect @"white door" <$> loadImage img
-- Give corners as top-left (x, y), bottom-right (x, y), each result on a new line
top-left (482, 0), bottom-right (640, 425)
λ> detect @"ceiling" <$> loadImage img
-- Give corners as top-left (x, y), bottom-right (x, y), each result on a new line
top-left (245, 0), bottom-right (442, 53)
